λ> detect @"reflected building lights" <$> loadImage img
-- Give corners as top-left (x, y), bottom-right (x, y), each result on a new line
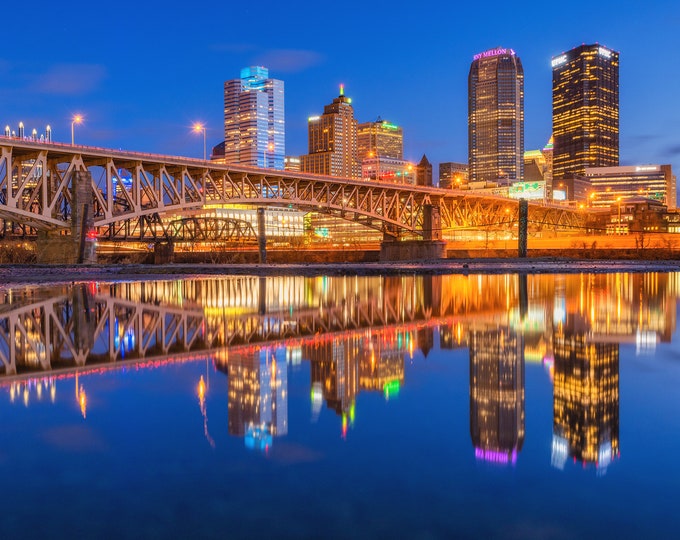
top-left (552, 315), bottom-right (619, 474)
top-left (469, 325), bottom-right (525, 465)
top-left (2, 272), bottom-right (680, 467)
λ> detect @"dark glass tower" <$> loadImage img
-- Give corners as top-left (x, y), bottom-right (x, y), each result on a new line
top-left (552, 44), bottom-right (619, 179)
top-left (468, 47), bottom-right (524, 183)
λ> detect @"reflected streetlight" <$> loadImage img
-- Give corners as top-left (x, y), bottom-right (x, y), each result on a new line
top-left (71, 114), bottom-right (83, 145)
top-left (193, 123), bottom-right (206, 160)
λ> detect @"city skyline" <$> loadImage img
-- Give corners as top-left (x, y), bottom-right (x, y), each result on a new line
top-left (1, 1), bottom-right (678, 174)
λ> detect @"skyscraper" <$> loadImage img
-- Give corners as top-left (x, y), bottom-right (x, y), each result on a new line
top-left (357, 118), bottom-right (404, 162)
top-left (468, 47), bottom-right (524, 183)
top-left (223, 66), bottom-right (284, 169)
top-left (552, 44), bottom-right (619, 179)
top-left (301, 86), bottom-right (360, 178)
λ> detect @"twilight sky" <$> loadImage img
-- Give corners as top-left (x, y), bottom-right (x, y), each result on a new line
top-left (1, 0), bottom-right (679, 172)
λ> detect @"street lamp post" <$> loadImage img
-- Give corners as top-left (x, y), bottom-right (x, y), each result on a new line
top-left (617, 196), bottom-right (622, 234)
top-left (193, 123), bottom-right (206, 160)
top-left (71, 114), bottom-right (83, 145)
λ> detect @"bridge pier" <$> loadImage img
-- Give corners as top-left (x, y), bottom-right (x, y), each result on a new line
top-left (36, 171), bottom-right (96, 264)
top-left (257, 207), bottom-right (267, 264)
top-left (154, 241), bottom-right (175, 264)
top-left (379, 204), bottom-right (447, 262)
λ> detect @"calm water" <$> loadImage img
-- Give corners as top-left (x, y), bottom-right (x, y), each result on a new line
top-left (1, 273), bottom-right (679, 539)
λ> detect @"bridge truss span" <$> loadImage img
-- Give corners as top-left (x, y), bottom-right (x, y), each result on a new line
top-left (0, 139), bottom-right (588, 240)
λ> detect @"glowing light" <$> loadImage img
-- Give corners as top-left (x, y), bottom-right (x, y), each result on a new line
top-left (551, 54), bottom-right (567, 68)
top-left (474, 47), bottom-right (515, 60)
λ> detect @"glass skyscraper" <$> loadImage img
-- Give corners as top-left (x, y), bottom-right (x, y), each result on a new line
top-left (552, 44), bottom-right (619, 179)
top-left (223, 66), bottom-right (284, 169)
top-left (468, 47), bottom-right (524, 183)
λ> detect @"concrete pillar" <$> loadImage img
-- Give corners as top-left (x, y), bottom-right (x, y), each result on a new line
top-left (36, 170), bottom-right (96, 264)
top-left (518, 198), bottom-right (528, 258)
top-left (257, 207), bottom-right (267, 264)
top-left (154, 241), bottom-right (174, 264)
top-left (422, 204), bottom-right (442, 241)
top-left (73, 171), bottom-right (96, 264)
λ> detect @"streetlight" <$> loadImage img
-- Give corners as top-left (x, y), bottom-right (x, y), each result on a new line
top-left (266, 142), bottom-right (274, 168)
top-left (71, 114), bottom-right (83, 145)
top-left (193, 123), bottom-right (206, 160)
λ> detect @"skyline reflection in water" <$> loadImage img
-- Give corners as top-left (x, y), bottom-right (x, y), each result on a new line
top-left (0, 272), bottom-right (679, 538)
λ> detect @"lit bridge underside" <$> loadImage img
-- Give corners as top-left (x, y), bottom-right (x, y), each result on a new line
top-left (0, 139), bottom-right (587, 240)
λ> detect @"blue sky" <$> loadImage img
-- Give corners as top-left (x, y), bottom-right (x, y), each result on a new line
top-left (1, 0), bottom-right (679, 171)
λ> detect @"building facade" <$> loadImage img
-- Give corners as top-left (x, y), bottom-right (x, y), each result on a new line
top-left (301, 87), bottom-right (360, 178)
top-left (584, 164), bottom-right (676, 210)
top-left (357, 118), bottom-right (404, 162)
top-left (552, 44), bottom-right (619, 179)
top-left (361, 156), bottom-right (414, 183)
top-left (415, 154), bottom-right (433, 186)
top-left (468, 47), bottom-right (524, 183)
top-left (439, 162), bottom-right (469, 189)
top-left (223, 66), bottom-right (285, 169)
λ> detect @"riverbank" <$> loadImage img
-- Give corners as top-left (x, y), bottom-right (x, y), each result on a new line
top-left (2, 257), bottom-right (680, 285)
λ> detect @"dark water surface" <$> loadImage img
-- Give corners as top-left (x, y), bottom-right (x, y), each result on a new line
top-left (1, 273), bottom-right (679, 539)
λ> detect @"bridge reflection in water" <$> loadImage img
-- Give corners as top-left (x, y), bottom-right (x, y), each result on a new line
top-left (1, 272), bottom-right (678, 470)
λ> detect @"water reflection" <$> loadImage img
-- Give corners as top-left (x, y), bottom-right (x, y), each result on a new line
top-left (1, 272), bottom-right (679, 468)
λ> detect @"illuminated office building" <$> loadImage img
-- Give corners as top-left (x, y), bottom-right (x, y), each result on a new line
top-left (301, 86), bottom-right (360, 178)
top-left (361, 156), bottom-right (414, 183)
top-left (357, 118), bottom-right (403, 162)
top-left (223, 66), bottom-right (284, 169)
top-left (524, 137), bottom-right (553, 183)
top-left (584, 164), bottom-right (676, 210)
top-left (552, 44), bottom-right (619, 179)
top-left (469, 326), bottom-right (525, 464)
top-left (468, 47), bottom-right (524, 183)
top-left (439, 162), bottom-right (468, 189)
top-left (284, 156), bottom-right (301, 172)
top-left (551, 319), bottom-right (619, 472)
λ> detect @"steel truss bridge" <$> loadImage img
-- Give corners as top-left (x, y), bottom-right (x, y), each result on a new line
top-left (0, 138), bottom-right (587, 241)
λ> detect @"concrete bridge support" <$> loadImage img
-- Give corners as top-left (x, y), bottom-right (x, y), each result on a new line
top-left (379, 204), bottom-right (446, 262)
top-left (257, 207), bottom-right (267, 264)
top-left (154, 241), bottom-right (175, 264)
top-left (36, 171), bottom-right (96, 264)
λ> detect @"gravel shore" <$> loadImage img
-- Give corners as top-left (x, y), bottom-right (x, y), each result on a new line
top-left (2, 258), bottom-right (680, 285)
